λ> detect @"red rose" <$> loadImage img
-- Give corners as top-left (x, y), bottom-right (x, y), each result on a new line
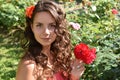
top-left (74, 43), bottom-right (96, 64)
top-left (25, 5), bottom-right (35, 18)
top-left (112, 9), bottom-right (118, 15)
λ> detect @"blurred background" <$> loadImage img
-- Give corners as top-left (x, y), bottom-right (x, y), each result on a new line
top-left (0, 0), bottom-right (120, 80)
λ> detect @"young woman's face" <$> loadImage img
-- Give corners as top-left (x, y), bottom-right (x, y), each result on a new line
top-left (31, 12), bottom-right (57, 46)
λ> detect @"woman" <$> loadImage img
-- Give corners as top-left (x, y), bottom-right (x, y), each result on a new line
top-left (16, 0), bottom-right (85, 80)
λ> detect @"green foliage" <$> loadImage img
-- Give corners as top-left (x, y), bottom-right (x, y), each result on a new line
top-left (0, 0), bottom-right (35, 80)
top-left (66, 0), bottom-right (120, 79)
top-left (0, 0), bottom-right (37, 44)
top-left (0, 34), bottom-right (23, 80)
top-left (0, 0), bottom-right (120, 80)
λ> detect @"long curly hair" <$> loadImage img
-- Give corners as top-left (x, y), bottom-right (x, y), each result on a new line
top-left (22, 0), bottom-right (72, 78)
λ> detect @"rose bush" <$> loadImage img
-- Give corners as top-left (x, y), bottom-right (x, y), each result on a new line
top-left (0, 0), bottom-right (120, 80)
top-left (66, 0), bottom-right (120, 79)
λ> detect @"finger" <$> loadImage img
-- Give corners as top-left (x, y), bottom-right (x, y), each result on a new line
top-left (76, 63), bottom-right (85, 70)
top-left (75, 59), bottom-right (83, 64)
top-left (77, 66), bottom-right (86, 73)
top-left (71, 59), bottom-right (84, 69)
top-left (76, 61), bottom-right (84, 68)
top-left (74, 59), bottom-right (81, 64)
top-left (72, 59), bottom-right (78, 67)
top-left (79, 67), bottom-right (86, 77)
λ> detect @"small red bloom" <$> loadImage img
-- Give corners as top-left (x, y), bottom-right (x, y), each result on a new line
top-left (112, 9), bottom-right (118, 15)
top-left (26, 5), bottom-right (35, 18)
top-left (74, 43), bottom-right (96, 64)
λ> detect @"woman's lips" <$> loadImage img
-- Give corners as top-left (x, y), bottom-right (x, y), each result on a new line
top-left (42, 38), bottom-right (50, 41)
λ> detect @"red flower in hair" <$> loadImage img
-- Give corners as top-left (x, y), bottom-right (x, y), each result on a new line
top-left (112, 9), bottom-right (118, 15)
top-left (26, 5), bottom-right (35, 18)
top-left (74, 43), bottom-right (96, 64)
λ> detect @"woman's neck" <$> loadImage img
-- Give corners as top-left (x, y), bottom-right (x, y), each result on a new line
top-left (41, 45), bottom-right (51, 57)
top-left (42, 45), bottom-right (53, 65)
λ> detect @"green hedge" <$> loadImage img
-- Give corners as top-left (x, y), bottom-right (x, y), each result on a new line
top-left (0, 0), bottom-right (120, 80)
top-left (66, 0), bottom-right (120, 79)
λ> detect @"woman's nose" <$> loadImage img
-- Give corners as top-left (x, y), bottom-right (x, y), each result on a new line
top-left (44, 27), bottom-right (50, 34)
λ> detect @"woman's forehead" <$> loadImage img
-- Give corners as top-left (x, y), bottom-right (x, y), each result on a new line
top-left (33, 12), bottom-right (56, 24)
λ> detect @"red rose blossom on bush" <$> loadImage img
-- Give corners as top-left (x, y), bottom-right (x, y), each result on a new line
top-left (26, 5), bottom-right (35, 18)
top-left (74, 43), bottom-right (96, 64)
top-left (112, 9), bottom-right (118, 15)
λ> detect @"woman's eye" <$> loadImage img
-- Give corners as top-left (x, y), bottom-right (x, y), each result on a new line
top-left (50, 24), bottom-right (56, 28)
top-left (51, 25), bottom-right (55, 27)
top-left (49, 24), bottom-right (55, 30)
top-left (36, 24), bottom-right (42, 27)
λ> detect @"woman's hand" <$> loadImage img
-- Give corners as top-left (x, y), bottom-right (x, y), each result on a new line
top-left (70, 59), bottom-right (85, 80)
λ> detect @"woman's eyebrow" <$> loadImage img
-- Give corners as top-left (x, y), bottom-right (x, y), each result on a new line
top-left (49, 22), bottom-right (56, 25)
top-left (35, 22), bottom-right (42, 25)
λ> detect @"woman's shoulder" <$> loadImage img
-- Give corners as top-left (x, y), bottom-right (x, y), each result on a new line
top-left (16, 59), bottom-right (37, 80)
top-left (18, 52), bottom-right (38, 70)
top-left (19, 59), bottom-right (36, 69)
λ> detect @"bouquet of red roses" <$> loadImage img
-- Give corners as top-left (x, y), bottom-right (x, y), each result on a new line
top-left (74, 43), bottom-right (96, 64)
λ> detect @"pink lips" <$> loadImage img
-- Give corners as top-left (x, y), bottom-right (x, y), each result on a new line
top-left (42, 38), bottom-right (50, 41)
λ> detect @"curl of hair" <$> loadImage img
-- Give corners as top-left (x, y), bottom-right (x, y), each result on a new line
top-left (22, 0), bottom-right (72, 78)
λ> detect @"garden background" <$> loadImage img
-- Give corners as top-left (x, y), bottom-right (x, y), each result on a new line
top-left (0, 0), bottom-right (120, 80)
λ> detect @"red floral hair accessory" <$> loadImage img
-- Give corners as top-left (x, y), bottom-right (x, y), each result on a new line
top-left (25, 5), bottom-right (35, 18)
top-left (74, 43), bottom-right (96, 64)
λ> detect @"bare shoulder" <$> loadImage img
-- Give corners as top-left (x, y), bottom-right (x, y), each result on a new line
top-left (18, 59), bottom-right (35, 70)
top-left (16, 59), bottom-right (37, 80)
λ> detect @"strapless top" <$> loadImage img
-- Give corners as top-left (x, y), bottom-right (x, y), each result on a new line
top-left (47, 71), bottom-right (69, 80)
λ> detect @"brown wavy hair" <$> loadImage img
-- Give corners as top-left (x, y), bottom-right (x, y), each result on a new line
top-left (22, 0), bottom-right (72, 78)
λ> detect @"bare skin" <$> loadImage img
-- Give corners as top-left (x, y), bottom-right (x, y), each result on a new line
top-left (16, 12), bottom-right (85, 80)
